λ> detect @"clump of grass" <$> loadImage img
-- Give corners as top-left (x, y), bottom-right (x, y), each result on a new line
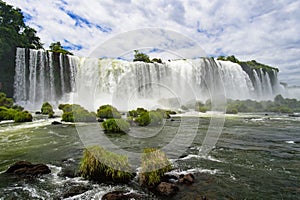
top-left (139, 148), bottom-right (172, 187)
top-left (80, 146), bottom-right (134, 183)
top-left (102, 118), bottom-right (130, 133)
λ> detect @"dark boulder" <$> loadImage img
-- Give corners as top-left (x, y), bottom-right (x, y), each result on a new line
top-left (62, 185), bottom-right (90, 198)
top-left (35, 111), bottom-right (42, 115)
top-left (179, 173), bottom-right (195, 184)
top-left (98, 118), bottom-right (104, 122)
top-left (5, 161), bottom-right (51, 176)
top-left (102, 191), bottom-right (143, 200)
top-left (155, 182), bottom-right (179, 196)
top-left (289, 114), bottom-right (300, 117)
top-left (52, 121), bottom-right (62, 125)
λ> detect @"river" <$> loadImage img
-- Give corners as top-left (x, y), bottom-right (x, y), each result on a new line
top-left (0, 113), bottom-right (299, 199)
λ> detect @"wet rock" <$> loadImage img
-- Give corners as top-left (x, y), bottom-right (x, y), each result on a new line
top-left (98, 118), bottom-right (104, 122)
top-left (59, 168), bottom-right (76, 178)
top-left (155, 182), bottom-right (179, 196)
top-left (102, 191), bottom-right (143, 200)
top-left (58, 158), bottom-right (78, 178)
top-left (5, 161), bottom-right (51, 176)
top-left (52, 121), bottom-right (62, 125)
top-left (179, 173), bottom-right (195, 184)
top-left (179, 154), bottom-right (189, 159)
top-left (63, 185), bottom-right (90, 198)
top-left (161, 174), bottom-right (178, 183)
top-left (35, 111), bottom-right (42, 114)
top-left (289, 114), bottom-right (300, 117)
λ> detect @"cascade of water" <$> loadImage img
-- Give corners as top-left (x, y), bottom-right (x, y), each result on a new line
top-left (13, 48), bottom-right (285, 110)
top-left (271, 70), bottom-right (285, 96)
top-left (67, 55), bottom-right (79, 92)
top-left (14, 48), bottom-right (27, 102)
top-left (48, 52), bottom-right (56, 102)
top-left (215, 60), bottom-right (254, 100)
top-left (59, 54), bottom-right (65, 97)
top-left (259, 69), bottom-right (273, 99)
top-left (38, 50), bottom-right (45, 102)
top-left (28, 50), bottom-right (38, 106)
top-left (253, 70), bottom-right (263, 100)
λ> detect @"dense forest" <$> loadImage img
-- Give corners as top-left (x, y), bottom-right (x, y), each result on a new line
top-left (0, 0), bottom-right (43, 97)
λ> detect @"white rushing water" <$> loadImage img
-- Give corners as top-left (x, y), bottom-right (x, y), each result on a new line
top-left (14, 48), bottom-right (283, 110)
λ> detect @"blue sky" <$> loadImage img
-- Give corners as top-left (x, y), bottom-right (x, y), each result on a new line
top-left (5, 0), bottom-right (300, 86)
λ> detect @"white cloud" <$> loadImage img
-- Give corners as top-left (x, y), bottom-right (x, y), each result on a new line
top-left (5, 0), bottom-right (300, 85)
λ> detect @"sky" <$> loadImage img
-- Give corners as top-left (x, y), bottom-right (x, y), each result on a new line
top-left (5, 0), bottom-right (300, 86)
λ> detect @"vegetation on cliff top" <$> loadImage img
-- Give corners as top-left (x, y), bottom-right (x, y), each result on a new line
top-left (49, 42), bottom-right (73, 55)
top-left (133, 50), bottom-right (162, 63)
top-left (217, 55), bottom-right (279, 72)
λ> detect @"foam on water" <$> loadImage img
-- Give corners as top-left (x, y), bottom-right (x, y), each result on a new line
top-left (0, 118), bottom-right (62, 133)
top-left (285, 141), bottom-right (295, 144)
top-left (179, 154), bottom-right (223, 163)
top-left (167, 168), bottom-right (220, 176)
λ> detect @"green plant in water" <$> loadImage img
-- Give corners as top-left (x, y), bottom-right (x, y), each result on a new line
top-left (14, 111), bottom-right (33, 122)
top-left (97, 105), bottom-right (121, 119)
top-left (102, 118), bottom-right (130, 133)
top-left (59, 104), bottom-right (96, 122)
top-left (80, 146), bottom-right (134, 183)
top-left (41, 102), bottom-right (54, 117)
top-left (139, 148), bottom-right (172, 187)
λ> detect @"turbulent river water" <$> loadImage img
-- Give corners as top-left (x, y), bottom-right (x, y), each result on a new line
top-left (0, 113), bottom-right (299, 199)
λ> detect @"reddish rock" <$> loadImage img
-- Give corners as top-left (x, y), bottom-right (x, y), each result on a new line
top-left (179, 173), bottom-right (195, 184)
top-left (5, 161), bottom-right (51, 176)
top-left (155, 182), bottom-right (179, 196)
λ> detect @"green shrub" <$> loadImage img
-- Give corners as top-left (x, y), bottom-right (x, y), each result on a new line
top-left (60, 104), bottom-right (96, 122)
top-left (156, 108), bottom-right (177, 118)
top-left (278, 106), bottom-right (293, 114)
top-left (133, 50), bottom-right (151, 63)
top-left (149, 111), bottom-right (163, 125)
top-left (102, 118), bottom-right (130, 133)
top-left (11, 105), bottom-right (24, 111)
top-left (97, 105), bottom-right (121, 119)
top-left (0, 107), bottom-right (16, 120)
top-left (0, 93), bottom-right (13, 108)
top-left (198, 106), bottom-right (209, 113)
top-left (136, 107), bottom-right (148, 115)
top-left (62, 112), bottom-right (74, 122)
top-left (135, 111), bottom-right (151, 126)
top-left (14, 111), bottom-right (33, 122)
top-left (139, 148), bottom-right (172, 187)
top-left (128, 110), bottom-right (138, 117)
top-left (152, 58), bottom-right (162, 63)
top-left (226, 107), bottom-right (238, 114)
top-left (80, 146), bottom-right (134, 183)
top-left (41, 102), bottom-right (54, 116)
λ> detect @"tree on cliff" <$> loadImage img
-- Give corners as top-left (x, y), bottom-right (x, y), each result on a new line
top-left (0, 0), bottom-right (43, 96)
top-left (49, 42), bottom-right (73, 55)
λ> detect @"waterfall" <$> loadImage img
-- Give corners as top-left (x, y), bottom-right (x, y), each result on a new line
top-left (14, 48), bottom-right (284, 110)
top-left (49, 52), bottom-right (56, 101)
top-left (13, 48), bottom-right (77, 109)
top-left (14, 48), bottom-right (27, 102)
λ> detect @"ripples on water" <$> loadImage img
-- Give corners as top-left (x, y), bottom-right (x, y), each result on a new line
top-left (0, 113), bottom-right (299, 199)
